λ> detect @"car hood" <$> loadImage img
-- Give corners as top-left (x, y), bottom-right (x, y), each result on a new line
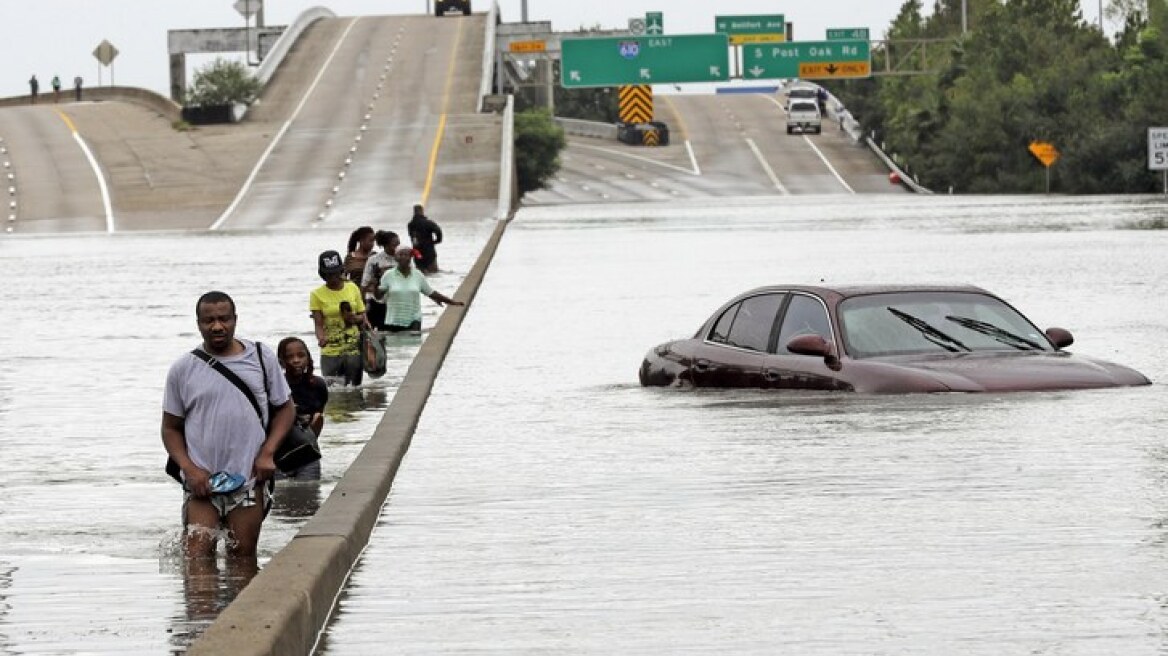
top-left (869, 351), bottom-right (1151, 392)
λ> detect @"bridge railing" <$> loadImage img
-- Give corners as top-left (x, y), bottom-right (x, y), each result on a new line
top-left (497, 94), bottom-right (515, 219)
top-left (554, 117), bottom-right (617, 140)
top-left (479, 2), bottom-right (499, 112)
top-left (256, 6), bottom-right (337, 86)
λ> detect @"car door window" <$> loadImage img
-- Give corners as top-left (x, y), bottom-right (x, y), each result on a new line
top-left (708, 304), bottom-right (739, 344)
top-left (723, 294), bottom-right (784, 352)
top-left (777, 294), bottom-right (832, 353)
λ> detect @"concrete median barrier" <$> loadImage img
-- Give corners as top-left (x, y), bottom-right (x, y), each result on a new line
top-left (189, 214), bottom-right (512, 656)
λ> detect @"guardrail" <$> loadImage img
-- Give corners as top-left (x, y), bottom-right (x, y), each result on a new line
top-left (0, 86), bottom-right (182, 122)
top-left (478, 1), bottom-right (499, 112)
top-left (554, 117), bottom-right (617, 140)
top-left (497, 94), bottom-right (515, 219)
top-left (812, 83), bottom-right (932, 194)
top-left (256, 6), bottom-right (336, 86)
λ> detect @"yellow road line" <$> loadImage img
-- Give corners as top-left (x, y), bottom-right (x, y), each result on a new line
top-left (421, 16), bottom-right (466, 206)
top-left (54, 109), bottom-right (117, 231)
top-left (54, 109), bottom-right (78, 133)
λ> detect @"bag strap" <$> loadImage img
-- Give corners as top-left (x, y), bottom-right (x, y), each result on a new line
top-left (191, 346), bottom-right (264, 426)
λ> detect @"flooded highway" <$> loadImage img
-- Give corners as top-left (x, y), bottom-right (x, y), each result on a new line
top-left (1, 193), bottom-right (1167, 653)
top-left (321, 195), bottom-right (1168, 654)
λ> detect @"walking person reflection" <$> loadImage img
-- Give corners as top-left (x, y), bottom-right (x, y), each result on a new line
top-left (375, 245), bottom-right (463, 336)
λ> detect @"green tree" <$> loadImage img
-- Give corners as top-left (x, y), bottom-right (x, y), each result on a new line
top-left (186, 57), bottom-right (261, 106)
top-left (514, 108), bottom-right (566, 197)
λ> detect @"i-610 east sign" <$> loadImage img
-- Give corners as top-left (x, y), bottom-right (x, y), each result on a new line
top-left (743, 40), bottom-right (871, 80)
top-left (561, 34), bottom-right (729, 88)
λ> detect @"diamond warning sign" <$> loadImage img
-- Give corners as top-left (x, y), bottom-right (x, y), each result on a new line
top-left (1028, 141), bottom-right (1059, 167)
top-left (798, 61), bottom-right (870, 79)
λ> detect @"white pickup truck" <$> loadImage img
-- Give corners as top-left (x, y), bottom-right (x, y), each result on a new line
top-left (786, 100), bottom-right (822, 135)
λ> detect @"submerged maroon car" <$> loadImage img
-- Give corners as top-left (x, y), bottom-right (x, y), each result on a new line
top-left (639, 285), bottom-right (1150, 393)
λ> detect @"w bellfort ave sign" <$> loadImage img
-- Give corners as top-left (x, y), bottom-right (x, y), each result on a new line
top-left (561, 34), bottom-right (730, 88)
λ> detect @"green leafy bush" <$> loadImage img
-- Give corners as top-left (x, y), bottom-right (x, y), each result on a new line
top-left (186, 58), bottom-right (261, 107)
top-left (514, 108), bottom-right (566, 197)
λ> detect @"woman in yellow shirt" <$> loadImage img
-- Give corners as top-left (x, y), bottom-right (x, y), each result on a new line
top-left (309, 250), bottom-right (370, 386)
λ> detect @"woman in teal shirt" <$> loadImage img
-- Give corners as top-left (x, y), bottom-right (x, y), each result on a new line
top-left (376, 246), bottom-right (462, 335)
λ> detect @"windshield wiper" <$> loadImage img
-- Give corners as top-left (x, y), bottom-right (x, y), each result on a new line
top-left (887, 307), bottom-right (971, 353)
top-left (944, 315), bottom-right (1045, 351)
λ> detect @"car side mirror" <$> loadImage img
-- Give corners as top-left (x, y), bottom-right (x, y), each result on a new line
top-left (1045, 327), bottom-right (1074, 350)
top-left (786, 334), bottom-right (842, 370)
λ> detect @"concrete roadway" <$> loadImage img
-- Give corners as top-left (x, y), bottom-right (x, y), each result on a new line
top-left (218, 13), bottom-right (499, 230)
top-left (0, 11), bottom-right (903, 235)
top-left (525, 92), bottom-right (902, 205)
top-left (0, 106), bottom-right (106, 232)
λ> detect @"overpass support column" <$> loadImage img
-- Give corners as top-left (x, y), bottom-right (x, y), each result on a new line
top-left (169, 53), bottom-right (186, 103)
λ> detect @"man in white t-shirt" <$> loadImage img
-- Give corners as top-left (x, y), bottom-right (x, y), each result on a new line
top-left (161, 291), bottom-right (294, 561)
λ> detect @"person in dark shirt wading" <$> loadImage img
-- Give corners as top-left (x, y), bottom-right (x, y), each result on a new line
top-left (407, 204), bottom-right (443, 274)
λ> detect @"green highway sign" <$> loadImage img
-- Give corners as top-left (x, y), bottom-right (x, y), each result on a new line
top-left (743, 40), bottom-right (871, 80)
top-left (827, 28), bottom-right (870, 40)
top-left (646, 11), bottom-right (664, 35)
top-left (561, 34), bottom-right (729, 88)
top-left (715, 14), bottom-right (785, 44)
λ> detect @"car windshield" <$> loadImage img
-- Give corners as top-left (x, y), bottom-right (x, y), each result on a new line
top-left (789, 88), bottom-right (816, 98)
top-left (838, 291), bottom-right (1053, 358)
top-left (790, 102), bottom-right (818, 113)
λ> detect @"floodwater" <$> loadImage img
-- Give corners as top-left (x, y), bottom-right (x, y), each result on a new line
top-left (0, 194), bottom-right (1165, 654)
top-left (321, 195), bottom-right (1168, 655)
top-left (0, 220), bottom-right (494, 654)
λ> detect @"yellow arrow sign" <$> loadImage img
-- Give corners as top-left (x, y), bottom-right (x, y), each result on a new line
top-left (798, 61), bottom-right (870, 79)
top-left (1028, 141), bottom-right (1059, 167)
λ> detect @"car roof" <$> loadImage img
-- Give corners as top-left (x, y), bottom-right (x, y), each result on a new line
top-left (737, 283), bottom-right (994, 301)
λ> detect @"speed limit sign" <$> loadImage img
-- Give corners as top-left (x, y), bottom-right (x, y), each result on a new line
top-left (1149, 127), bottom-right (1168, 170)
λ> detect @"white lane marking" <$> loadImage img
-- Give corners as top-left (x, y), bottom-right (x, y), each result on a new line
top-left (761, 94), bottom-right (854, 194)
top-left (572, 142), bottom-right (699, 176)
top-left (745, 137), bottom-right (789, 195)
top-left (685, 140), bottom-right (701, 176)
top-left (802, 136), bottom-right (855, 194)
top-left (70, 132), bottom-right (116, 233)
top-left (211, 17), bottom-right (363, 231)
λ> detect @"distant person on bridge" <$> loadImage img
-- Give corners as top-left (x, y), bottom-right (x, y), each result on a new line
top-left (74, 76), bottom-right (83, 102)
top-left (51, 75), bottom-right (61, 103)
top-left (28, 75), bottom-right (38, 104)
top-left (407, 204), bottom-right (443, 274)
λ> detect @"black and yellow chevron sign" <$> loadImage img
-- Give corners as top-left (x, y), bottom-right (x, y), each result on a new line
top-left (619, 85), bottom-right (653, 124)
top-left (642, 128), bottom-right (660, 147)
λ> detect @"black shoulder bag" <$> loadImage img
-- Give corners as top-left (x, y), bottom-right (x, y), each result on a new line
top-left (164, 343), bottom-right (321, 483)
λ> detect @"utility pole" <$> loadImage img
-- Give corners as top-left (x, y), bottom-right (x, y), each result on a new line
top-left (962, 0), bottom-right (968, 34)
top-left (522, 0), bottom-right (528, 23)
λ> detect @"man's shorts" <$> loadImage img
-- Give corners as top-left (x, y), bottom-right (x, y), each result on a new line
top-left (184, 479), bottom-right (273, 521)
